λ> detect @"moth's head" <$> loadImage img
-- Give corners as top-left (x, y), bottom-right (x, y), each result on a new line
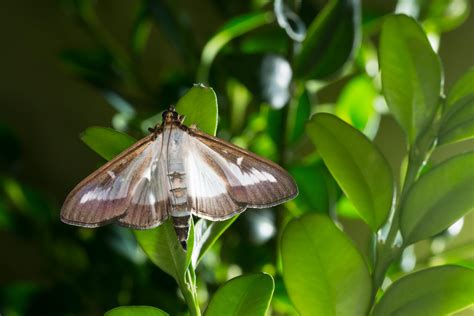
top-left (162, 107), bottom-right (179, 124)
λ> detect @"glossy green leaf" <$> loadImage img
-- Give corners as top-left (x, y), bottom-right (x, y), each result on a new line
top-left (176, 85), bottom-right (218, 136)
top-left (307, 113), bottom-right (393, 231)
top-left (134, 219), bottom-right (194, 282)
top-left (380, 14), bottom-right (442, 143)
top-left (281, 214), bottom-right (371, 316)
top-left (400, 152), bottom-right (474, 244)
top-left (439, 94), bottom-right (474, 144)
top-left (205, 273), bottom-right (274, 316)
top-left (197, 11), bottom-right (273, 82)
top-left (289, 160), bottom-right (337, 215)
top-left (439, 69), bottom-right (474, 144)
top-left (294, 0), bottom-right (361, 79)
top-left (446, 68), bottom-right (474, 108)
top-left (192, 216), bottom-right (238, 267)
top-left (373, 265), bottom-right (474, 316)
top-left (80, 127), bottom-right (136, 160)
top-left (105, 306), bottom-right (169, 316)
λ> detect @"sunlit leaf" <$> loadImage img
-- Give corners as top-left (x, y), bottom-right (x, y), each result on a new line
top-left (294, 0), bottom-right (361, 79)
top-left (335, 75), bottom-right (379, 138)
top-left (380, 14), bottom-right (442, 144)
top-left (105, 306), bottom-right (169, 316)
top-left (281, 214), bottom-right (371, 316)
top-left (205, 273), bottom-right (274, 316)
top-left (192, 217), bottom-right (238, 267)
top-left (307, 113), bottom-right (393, 231)
top-left (176, 85), bottom-right (218, 136)
top-left (81, 127), bottom-right (136, 161)
top-left (288, 160), bottom-right (336, 215)
top-left (373, 265), bottom-right (474, 316)
top-left (400, 152), bottom-right (474, 245)
top-left (197, 11), bottom-right (274, 82)
top-left (134, 219), bottom-right (194, 282)
top-left (227, 78), bottom-right (252, 133)
top-left (425, 0), bottom-right (470, 32)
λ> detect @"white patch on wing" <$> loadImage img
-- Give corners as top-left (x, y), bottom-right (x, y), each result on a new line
top-left (80, 187), bottom-right (111, 203)
top-left (236, 157), bottom-right (243, 166)
top-left (131, 142), bottom-right (169, 207)
top-left (185, 145), bottom-right (227, 198)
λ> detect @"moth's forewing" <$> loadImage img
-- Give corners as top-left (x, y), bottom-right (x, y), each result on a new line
top-left (183, 129), bottom-right (298, 220)
top-left (61, 133), bottom-right (169, 228)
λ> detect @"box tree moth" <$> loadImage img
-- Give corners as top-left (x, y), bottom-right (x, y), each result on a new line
top-left (61, 108), bottom-right (298, 249)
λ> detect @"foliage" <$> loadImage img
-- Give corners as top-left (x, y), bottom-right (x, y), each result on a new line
top-left (0, 0), bottom-right (473, 315)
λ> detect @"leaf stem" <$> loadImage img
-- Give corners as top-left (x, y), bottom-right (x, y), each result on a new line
top-left (371, 124), bottom-right (438, 301)
top-left (179, 268), bottom-right (201, 316)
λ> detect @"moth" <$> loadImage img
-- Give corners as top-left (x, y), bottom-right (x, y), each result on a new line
top-left (61, 108), bottom-right (298, 249)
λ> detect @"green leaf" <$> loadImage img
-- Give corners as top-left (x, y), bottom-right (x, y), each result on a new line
top-left (176, 85), bottom-right (218, 136)
top-left (281, 214), bottom-right (371, 316)
top-left (425, 0), bottom-right (470, 32)
top-left (289, 160), bottom-right (337, 215)
top-left (131, 3), bottom-right (152, 56)
top-left (439, 69), bottom-right (474, 144)
top-left (380, 14), bottom-right (442, 143)
top-left (446, 68), bottom-right (474, 108)
top-left (400, 152), bottom-right (474, 244)
top-left (294, 0), bottom-right (361, 79)
top-left (192, 216), bottom-right (238, 267)
top-left (134, 219), bottom-right (193, 282)
top-left (105, 306), bottom-right (169, 316)
top-left (335, 75), bottom-right (379, 137)
top-left (197, 11), bottom-right (273, 82)
top-left (307, 113), bottom-right (393, 231)
top-left (287, 87), bottom-right (311, 144)
top-left (439, 94), bottom-right (474, 144)
top-left (205, 273), bottom-right (274, 316)
top-left (80, 127), bottom-right (136, 160)
top-left (373, 265), bottom-right (474, 316)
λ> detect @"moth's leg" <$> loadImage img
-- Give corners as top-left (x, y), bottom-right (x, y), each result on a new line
top-left (148, 126), bottom-right (162, 141)
top-left (178, 115), bottom-right (186, 124)
top-left (189, 124), bottom-right (198, 132)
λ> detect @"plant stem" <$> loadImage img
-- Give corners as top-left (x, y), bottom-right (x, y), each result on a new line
top-left (179, 268), bottom-right (201, 316)
top-left (371, 124), bottom-right (438, 300)
top-left (371, 156), bottom-right (417, 294)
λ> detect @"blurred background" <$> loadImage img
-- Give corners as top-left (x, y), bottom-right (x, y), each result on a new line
top-left (0, 0), bottom-right (473, 315)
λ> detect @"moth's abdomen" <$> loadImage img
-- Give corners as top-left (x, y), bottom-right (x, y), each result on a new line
top-left (167, 128), bottom-right (191, 250)
top-left (171, 212), bottom-right (190, 250)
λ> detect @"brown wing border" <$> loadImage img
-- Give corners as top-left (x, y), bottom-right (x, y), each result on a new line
top-left (188, 128), bottom-right (299, 208)
top-left (60, 134), bottom-right (155, 227)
